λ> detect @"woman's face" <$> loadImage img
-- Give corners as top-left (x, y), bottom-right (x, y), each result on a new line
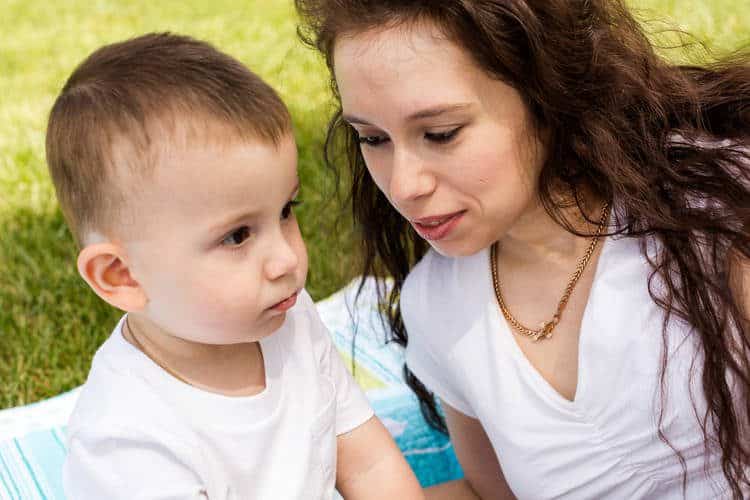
top-left (334, 22), bottom-right (547, 257)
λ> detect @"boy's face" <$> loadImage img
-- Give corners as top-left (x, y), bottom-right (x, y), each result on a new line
top-left (123, 131), bottom-right (307, 345)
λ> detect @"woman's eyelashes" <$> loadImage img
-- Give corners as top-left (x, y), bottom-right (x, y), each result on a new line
top-left (356, 133), bottom-right (389, 147)
top-left (355, 126), bottom-right (463, 147)
top-left (424, 126), bottom-right (462, 144)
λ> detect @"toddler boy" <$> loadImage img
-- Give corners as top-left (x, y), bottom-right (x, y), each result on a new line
top-left (46, 33), bottom-right (422, 499)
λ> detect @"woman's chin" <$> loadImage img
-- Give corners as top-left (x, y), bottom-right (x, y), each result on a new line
top-left (427, 238), bottom-right (489, 258)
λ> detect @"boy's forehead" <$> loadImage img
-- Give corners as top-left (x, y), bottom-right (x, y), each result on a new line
top-left (114, 115), bottom-right (293, 187)
top-left (127, 128), bottom-right (297, 228)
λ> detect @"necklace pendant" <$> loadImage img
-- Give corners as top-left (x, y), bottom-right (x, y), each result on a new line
top-left (490, 200), bottom-right (608, 347)
top-left (532, 332), bottom-right (552, 342)
top-left (531, 328), bottom-right (546, 342)
top-left (532, 321), bottom-right (554, 342)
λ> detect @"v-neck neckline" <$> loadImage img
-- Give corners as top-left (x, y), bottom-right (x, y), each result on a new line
top-left (485, 233), bottom-right (612, 411)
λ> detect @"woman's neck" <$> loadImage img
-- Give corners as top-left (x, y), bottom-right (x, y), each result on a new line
top-left (499, 195), bottom-right (607, 266)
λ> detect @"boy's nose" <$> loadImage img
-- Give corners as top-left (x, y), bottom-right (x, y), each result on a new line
top-left (264, 239), bottom-right (299, 281)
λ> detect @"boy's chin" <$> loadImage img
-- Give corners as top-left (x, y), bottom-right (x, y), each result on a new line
top-left (234, 314), bottom-right (287, 343)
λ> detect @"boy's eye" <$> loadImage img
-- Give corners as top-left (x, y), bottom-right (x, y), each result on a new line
top-left (221, 226), bottom-right (251, 246)
top-left (281, 200), bottom-right (301, 220)
top-left (424, 127), bottom-right (462, 144)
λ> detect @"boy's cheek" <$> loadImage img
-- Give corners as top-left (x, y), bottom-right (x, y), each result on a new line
top-left (292, 236), bottom-right (310, 281)
top-left (192, 276), bottom-right (262, 317)
top-left (297, 254), bottom-right (310, 285)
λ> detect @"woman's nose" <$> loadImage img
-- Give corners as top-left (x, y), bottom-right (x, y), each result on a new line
top-left (388, 147), bottom-right (437, 205)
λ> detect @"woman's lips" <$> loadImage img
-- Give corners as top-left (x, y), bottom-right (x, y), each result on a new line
top-left (269, 291), bottom-right (298, 312)
top-left (411, 211), bottom-right (466, 241)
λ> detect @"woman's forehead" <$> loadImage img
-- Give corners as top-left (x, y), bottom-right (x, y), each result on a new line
top-left (334, 25), bottom-right (484, 109)
top-left (333, 21), bottom-right (462, 71)
top-left (333, 23), bottom-right (518, 128)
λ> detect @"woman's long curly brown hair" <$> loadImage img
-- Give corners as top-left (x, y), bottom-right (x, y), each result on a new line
top-left (296, 0), bottom-right (750, 495)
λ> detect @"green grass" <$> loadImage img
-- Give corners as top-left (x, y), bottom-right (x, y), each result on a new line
top-left (1, 0), bottom-right (748, 408)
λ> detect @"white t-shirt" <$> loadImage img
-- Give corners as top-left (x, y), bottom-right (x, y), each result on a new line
top-left (64, 290), bottom-right (373, 500)
top-left (403, 235), bottom-right (736, 499)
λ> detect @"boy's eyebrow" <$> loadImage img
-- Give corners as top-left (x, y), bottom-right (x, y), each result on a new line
top-left (210, 181), bottom-right (300, 235)
top-left (343, 103), bottom-right (473, 126)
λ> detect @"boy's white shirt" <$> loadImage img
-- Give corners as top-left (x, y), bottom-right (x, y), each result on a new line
top-left (63, 289), bottom-right (374, 500)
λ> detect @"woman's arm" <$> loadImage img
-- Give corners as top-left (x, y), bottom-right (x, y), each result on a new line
top-left (424, 479), bottom-right (480, 499)
top-left (426, 401), bottom-right (516, 500)
top-left (335, 415), bottom-right (424, 499)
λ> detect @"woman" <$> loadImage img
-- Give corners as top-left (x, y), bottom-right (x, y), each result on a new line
top-left (296, 1), bottom-right (750, 498)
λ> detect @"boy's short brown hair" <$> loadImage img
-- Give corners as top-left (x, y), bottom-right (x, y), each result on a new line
top-left (46, 33), bottom-right (292, 245)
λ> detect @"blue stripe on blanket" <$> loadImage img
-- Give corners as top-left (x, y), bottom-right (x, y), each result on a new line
top-left (0, 447), bottom-right (23, 500)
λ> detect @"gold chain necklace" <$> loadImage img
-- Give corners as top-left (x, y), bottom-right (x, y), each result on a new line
top-left (489, 203), bottom-right (609, 342)
top-left (125, 316), bottom-right (193, 385)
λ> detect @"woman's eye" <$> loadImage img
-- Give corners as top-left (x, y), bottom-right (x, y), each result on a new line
top-left (356, 134), bottom-right (390, 147)
top-left (425, 127), bottom-right (462, 144)
top-left (221, 226), bottom-right (251, 246)
top-left (281, 200), bottom-right (301, 220)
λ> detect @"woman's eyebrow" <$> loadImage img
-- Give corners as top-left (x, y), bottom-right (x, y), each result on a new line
top-left (342, 114), bottom-right (372, 126)
top-left (405, 103), bottom-right (473, 121)
top-left (343, 103), bottom-right (473, 126)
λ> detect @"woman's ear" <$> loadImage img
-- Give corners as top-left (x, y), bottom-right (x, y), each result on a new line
top-left (77, 243), bottom-right (148, 312)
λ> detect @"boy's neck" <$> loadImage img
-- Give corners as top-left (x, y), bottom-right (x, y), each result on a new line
top-left (122, 314), bottom-right (267, 397)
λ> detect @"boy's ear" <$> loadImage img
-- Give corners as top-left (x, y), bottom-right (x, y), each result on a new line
top-left (77, 243), bottom-right (147, 312)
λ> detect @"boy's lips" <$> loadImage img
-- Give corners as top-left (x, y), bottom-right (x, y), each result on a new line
top-left (269, 290), bottom-right (298, 312)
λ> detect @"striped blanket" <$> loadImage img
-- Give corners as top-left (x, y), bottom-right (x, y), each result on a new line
top-left (0, 278), bottom-right (462, 499)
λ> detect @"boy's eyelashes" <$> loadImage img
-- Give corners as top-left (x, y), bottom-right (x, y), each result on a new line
top-left (281, 199), bottom-right (302, 220)
top-left (219, 199), bottom-right (302, 249)
top-left (354, 126), bottom-right (464, 147)
top-left (221, 226), bottom-right (252, 247)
